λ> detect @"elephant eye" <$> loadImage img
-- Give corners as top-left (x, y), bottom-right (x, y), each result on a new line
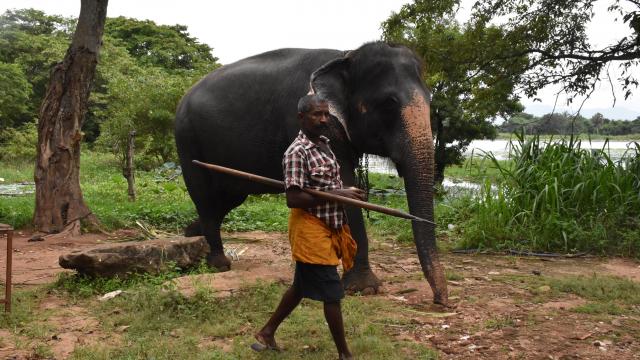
top-left (379, 96), bottom-right (399, 110)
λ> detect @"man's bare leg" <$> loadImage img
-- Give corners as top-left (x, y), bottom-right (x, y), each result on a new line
top-left (324, 301), bottom-right (353, 359)
top-left (255, 286), bottom-right (303, 349)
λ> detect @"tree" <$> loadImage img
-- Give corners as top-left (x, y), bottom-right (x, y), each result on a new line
top-left (0, 9), bottom-right (70, 128)
top-left (0, 62), bottom-right (32, 129)
top-left (96, 64), bottom-right (205, 169)
top-left (471, 0), bottom-right (640, 102)
top-left (104, 16), bottom-right (217, 71)
top-left (590, 112), bottom-right (605, 134)
top-left (382, 0), bottom-right (525, 182)
top-left (34, 0), bottom-right (108, 235)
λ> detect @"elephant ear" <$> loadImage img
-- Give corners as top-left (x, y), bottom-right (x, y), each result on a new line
top-left (310, 53), bottom-right (351, 141)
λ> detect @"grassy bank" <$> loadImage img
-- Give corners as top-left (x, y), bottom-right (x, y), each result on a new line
top-left (496, 132), bottom-right (640, 141)
top-left (458, 134), bottom-right (640, 256)
top-left (0, 151), bottom-right (473, 244)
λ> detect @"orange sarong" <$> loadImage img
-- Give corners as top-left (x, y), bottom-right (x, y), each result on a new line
top-left (288, 208), bottom-right (357, 271)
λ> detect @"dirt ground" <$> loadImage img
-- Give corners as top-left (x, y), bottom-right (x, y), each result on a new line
top-left (1, 230), bottom-right (639, 359)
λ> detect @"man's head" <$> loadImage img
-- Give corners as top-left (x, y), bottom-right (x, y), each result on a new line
top-left (297, 94), bottom-right (330, 139)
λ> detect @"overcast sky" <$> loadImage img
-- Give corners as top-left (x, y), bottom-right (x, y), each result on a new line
top-left (2, 0), bottom-right (639, 119)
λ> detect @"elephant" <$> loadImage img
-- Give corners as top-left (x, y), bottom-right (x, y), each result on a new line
top-left (174, 42), bottom-right (448, 305)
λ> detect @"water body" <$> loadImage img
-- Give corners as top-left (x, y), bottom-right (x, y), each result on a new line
top-left (366, 138), bottom-right (638, 196)
top-left (0, 182), bottom-right (35, 196)
top-left (465, 139), bottom-right (638, 161)
top-left (367, 139), bottom-right (639, 174)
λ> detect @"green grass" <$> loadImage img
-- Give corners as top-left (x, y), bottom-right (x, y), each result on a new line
top-left (2, 276), bottom-right (438, 359)
top-left (458, 133), bottom-right (640, 256)
top-left (0, 151), bottom-right (472, 247)
top-left (443, 157), bottom-right (509, 184)
top-left (495, 273), bottom-right (640, 315)
top-left (53, 259), bottom-right (214, 299)
top-left (0, 152), bottom-right (288, 233)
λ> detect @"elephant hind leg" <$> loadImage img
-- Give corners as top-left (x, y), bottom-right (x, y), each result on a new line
top-left (198, 191), bottom-right (247, 271)
top-left (178, 145), bottom-right (247, 271)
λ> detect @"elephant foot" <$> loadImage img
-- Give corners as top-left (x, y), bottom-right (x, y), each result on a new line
top-left (184, 219), bottom-right (202, 237)
top-left (342, 267), bottom-right (382, 295)
top-left (207, 253), bottom-right (231, 272)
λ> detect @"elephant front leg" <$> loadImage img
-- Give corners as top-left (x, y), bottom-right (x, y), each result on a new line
top-left (342, 206), bottom-right (382, 294)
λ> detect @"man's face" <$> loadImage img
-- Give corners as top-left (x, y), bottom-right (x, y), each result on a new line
top-left (300, 101), bottom-right (330, 138)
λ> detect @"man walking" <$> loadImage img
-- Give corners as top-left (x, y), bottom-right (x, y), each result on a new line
top-left (252, 94), bottom-right (365, 360)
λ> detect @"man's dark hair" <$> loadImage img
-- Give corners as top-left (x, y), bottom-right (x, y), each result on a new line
top-left (297, 94), bottom-right (328, 114)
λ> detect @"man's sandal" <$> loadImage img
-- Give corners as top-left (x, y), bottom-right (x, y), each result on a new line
top-left (250, 333), bottom-right (281, 352)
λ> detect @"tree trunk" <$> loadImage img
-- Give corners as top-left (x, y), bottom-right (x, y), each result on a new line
top-left (124, 130), bottom-right (136, 201)
top-left (433, 115), bottom-right (446, 185)
top-left (34, 0), bottom-right (109, 234)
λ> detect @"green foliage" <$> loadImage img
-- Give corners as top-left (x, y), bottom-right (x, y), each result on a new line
top-left (0, 8), bottom-right (220, 163)
top-left (0, 120), bottom-right (37, 162)
top-left (89, 18), bottom-right (220, 167)
top-left (471, 0), bottom-right (639, 100)
top-left (382, 0), bottom-right (526, 181)
top-left (0, 9), bottom-right (70, 128)
top-left (459, 133), bottom-right (640, 256)
top-left (501, 112), bottom-right (640, 136)
top-left (95, 64), bottom-right (203, 168)
top-left (105, 16), bottom-right (217, 71)
top-left (0, 62), bottom-right (32, 129)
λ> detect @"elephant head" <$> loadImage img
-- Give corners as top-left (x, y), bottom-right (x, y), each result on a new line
top-left (311, 42), bottom-right (448, 305)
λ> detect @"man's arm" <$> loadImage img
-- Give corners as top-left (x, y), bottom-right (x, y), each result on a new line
top-left (286, 186), bottom-right (366, 208)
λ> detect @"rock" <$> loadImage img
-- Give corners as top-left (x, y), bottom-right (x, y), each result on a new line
top-left (59, 236), bottom-right (209, 277)
top-left (28, 234), bottom-right (44, 242)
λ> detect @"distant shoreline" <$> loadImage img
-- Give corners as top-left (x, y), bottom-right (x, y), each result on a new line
top-left (495, 133), bottom-right (640, 141)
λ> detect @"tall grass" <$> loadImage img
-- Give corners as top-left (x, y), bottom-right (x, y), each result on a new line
top-left (460, 133), bottom-right (640, 256)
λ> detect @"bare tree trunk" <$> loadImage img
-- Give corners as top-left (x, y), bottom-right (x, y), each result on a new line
top-left (34, 0), bottom-right (109, 235)
top-left (434, 115), bottom-right (446, 185)
top-left (124, 130), bottom-right (136, 201)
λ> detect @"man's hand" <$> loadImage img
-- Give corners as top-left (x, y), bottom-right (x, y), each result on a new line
top-left (330, 187), bottom-right (366, 201)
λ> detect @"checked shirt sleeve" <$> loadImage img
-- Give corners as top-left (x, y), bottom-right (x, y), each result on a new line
top-left (283, 147), bottom-right (305, 190)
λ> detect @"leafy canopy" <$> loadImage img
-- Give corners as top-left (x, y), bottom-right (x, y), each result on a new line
top-left (382, 0), bottom-right (526, 179)
top-left (471, 0), bottom-right (640, 102)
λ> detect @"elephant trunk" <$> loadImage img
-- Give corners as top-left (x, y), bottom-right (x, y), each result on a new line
top-left (400, 90), bottom-right (448, 305)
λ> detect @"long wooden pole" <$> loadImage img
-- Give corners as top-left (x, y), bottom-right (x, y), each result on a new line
top-left (192, 160), bottom-right (435, 224)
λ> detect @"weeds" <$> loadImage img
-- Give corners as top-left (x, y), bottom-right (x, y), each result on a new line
top-left (460, 133), bottom-right (640, 256)
top-left (53, 260), bottom-right (213, 299)
top-left (53, 279), bottom-right (437, 359)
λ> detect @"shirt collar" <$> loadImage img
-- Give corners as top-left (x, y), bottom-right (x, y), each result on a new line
top-left (298, 130), bottom-right (330, 150)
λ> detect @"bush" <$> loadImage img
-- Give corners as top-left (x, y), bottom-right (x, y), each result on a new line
top-left (0, 121), bottom-right (37, 163)
top-left (459, 133), bottom-right (640, 256)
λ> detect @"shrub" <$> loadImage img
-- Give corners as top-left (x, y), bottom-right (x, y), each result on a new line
top-left (0, 121), bottom-right (37, 163)
top-left (460, 133), bottom-right (640, 256)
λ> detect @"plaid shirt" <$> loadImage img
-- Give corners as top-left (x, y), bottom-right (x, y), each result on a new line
top-left (283, 131), bottom-right (345, 229)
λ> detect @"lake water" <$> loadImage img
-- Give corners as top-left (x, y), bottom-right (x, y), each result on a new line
top-left (0, 181), bottom-right (35, 196)
top-left (367, 139), bottom-right (639, 174)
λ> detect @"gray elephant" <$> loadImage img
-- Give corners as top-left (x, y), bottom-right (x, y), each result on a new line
top-left (175, 42), bottom-right (448, 305)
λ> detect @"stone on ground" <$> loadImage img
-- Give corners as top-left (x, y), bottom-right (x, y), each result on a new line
top-left (59, 236), bottom-right (209, 277)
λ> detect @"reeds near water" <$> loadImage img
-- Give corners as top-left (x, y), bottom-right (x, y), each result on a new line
top-left (460, 133), bottom-right (640, 256)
